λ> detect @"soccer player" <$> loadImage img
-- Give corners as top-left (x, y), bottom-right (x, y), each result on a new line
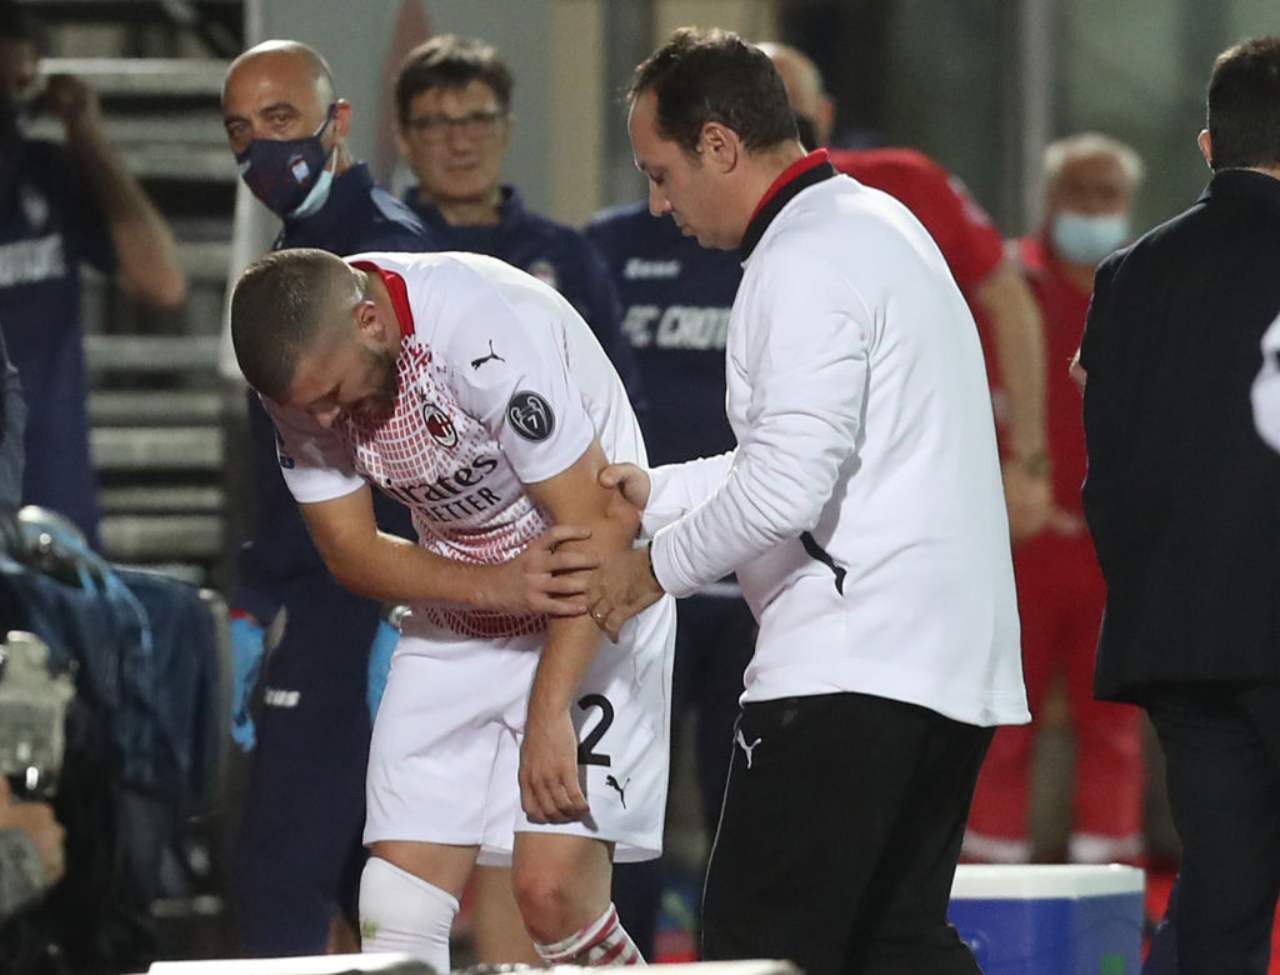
top-left (229, 247), bottom-right (674, 971)
top-left (220, 39), bottom-right (436, 956)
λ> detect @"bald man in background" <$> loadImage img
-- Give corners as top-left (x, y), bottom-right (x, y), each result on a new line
top-left (221, 40), bottom-right (437, 956)
top-left (763, 44), bottom-right (1053, 540)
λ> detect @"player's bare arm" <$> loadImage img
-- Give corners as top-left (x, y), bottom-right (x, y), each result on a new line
top-left (976, 260), bottom-right (1054, 542)
top-left (519, 440), bottom-right (642, 825)
top-left (300, 483), bottom-right (599, 616)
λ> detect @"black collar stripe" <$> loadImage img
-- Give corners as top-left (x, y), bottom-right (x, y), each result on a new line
top-left (740, 159), bottom-right (838, 260)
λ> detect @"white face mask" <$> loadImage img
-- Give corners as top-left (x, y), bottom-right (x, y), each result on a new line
top-left (1252, 314), bottom-right (1280, 452)
top-left (1050, 211), bottom-right (1131, 265)
top-left (288, 146), bottom-right (338, 220)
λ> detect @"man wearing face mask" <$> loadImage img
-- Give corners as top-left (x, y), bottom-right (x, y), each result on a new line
top-left (964, 133), bottom-right (1147, 868)
top-left (0, 4), bottom-right (185, 545)
top-left (220, 39), bottom-right (434, 957)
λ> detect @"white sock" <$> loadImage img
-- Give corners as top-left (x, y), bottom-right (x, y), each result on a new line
top-left (534, 902), bottom-right (645, 966)
top-left (359, 856), bottom-right (458, 972)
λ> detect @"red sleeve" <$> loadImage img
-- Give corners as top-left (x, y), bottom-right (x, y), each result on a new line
top-left (834, 149), bottom-right (1004, 294)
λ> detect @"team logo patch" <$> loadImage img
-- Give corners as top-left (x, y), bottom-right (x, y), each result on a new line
top-left (422, 403), bottom-right (458, 448)
top-left (507, 390), bottom-right (555, 442)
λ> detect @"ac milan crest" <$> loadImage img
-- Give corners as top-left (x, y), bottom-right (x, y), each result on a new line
top-left (422, 403), bottom-right (457, 447)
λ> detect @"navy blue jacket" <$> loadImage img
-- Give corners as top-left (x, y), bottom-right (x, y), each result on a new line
top-left (0, 137), bottom-right (114, 543)
top-left (584, 201), bottom-right (741, 466)
top-left (233, 163), bottom-right (436, 624)
top-left (404, 185), bottom-right (646, 414)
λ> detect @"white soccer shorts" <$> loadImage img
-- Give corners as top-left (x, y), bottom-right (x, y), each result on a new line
top-left (363, 596), bottom-right (676, 865)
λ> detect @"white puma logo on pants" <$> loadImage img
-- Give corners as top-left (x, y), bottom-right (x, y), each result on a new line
top-left (736, 729), bottom-right (763, 769)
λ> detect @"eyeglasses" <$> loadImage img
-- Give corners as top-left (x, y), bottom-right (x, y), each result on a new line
top-left (404, 109), bottom-right (506, 141)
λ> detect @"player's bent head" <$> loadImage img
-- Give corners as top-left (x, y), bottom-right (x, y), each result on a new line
top-left (1205, 35), bottom-right (1280, 171)
top-left (230, 248), bottom-right (356, 399)
top-left (629, 27), bottom-right (797, 157)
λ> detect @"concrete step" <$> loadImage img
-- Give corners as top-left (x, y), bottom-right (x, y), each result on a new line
top-left (91, 426), bottom-right (223, 470)
top-left (89, 390), bottom-right (222, 425)
top-left (98, 484), bottom-right (225, 514)
top-left (177, 240), bottom-right (232, 283)
top-left (100, 513), bottom-right (225, 561)
top-left (37, 58), bottom-right (226, 98)
top-left (85, 334), bottom-right (221, 372)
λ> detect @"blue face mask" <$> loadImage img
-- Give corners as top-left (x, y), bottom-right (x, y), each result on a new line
top-left (235, 104), bottom-right (337, 219)
top-left (1050, 211), bottom-right (1130, 265)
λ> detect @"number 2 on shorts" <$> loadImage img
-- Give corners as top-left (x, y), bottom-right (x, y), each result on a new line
top-left (576, 693), bottom-right (614, 767)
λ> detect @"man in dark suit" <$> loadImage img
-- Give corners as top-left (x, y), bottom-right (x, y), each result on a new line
top-left (1079, 35), bottom-right (1280, 975)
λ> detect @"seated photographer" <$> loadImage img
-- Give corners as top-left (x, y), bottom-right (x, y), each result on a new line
top-left (0, 777), bottom-right (64, 921)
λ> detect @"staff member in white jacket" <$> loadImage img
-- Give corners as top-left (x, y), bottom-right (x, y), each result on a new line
top-left (586, 28), bottom-right (1030, 975)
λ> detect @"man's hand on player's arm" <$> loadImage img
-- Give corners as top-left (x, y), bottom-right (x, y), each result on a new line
top-left (300, 484), bottom-right (597, 615)
top-left (585, 463), bottom-right (663, 642)
top-left (518, 442), bottom-right (641, 825)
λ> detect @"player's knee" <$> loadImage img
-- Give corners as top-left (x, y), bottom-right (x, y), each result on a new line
top-left (511, 864), bottom-right (577, 940)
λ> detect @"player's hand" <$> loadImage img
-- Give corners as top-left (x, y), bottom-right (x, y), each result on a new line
top-left (0, 779), bottom-right (66, 885)
top-left (1002, 461), bottom-right (1054, 544)
top-left (586, 544), bottom-right (664, 643)
top-left (498, 525), bottom-right (598, 617)
top-left (519, 705), bottom-right (589, 824)
top-left (598, 463), bottom-right (651, 512)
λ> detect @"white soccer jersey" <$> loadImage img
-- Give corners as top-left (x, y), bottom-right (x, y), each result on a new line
top-left (266, 250), bottom-right (647, 638)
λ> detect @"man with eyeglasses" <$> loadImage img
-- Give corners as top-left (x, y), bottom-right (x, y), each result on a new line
top-left (393, 35), bottom-right (643, 412)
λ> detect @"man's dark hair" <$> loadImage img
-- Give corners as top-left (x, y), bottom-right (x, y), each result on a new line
top-left (394, 34), bottom-right (514, 125)
top-left (628, 27), bottom-right (797, 155)
top-left (230, 248), bottom-right (352, 399)
top-left (1206, 36), bottom-right (1280, 171)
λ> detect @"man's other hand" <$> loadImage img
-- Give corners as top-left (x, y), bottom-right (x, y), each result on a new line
top-left (586, 544), bottom-right (664, 642)
top-left (37, 74), bottom-right (101, 132)
top-left (598, 463), bottom-right (651, 512)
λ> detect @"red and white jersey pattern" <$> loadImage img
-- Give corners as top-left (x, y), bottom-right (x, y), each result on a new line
top-left (267, 250), bottom-right (647, 639)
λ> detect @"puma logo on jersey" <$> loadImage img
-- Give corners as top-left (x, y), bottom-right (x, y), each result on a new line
top-left (470, 340), bottom-right (506, 370)
top-left (605, 774), bottom-right (630, 808)
top-left (735, 729), bottom-right (762, 769)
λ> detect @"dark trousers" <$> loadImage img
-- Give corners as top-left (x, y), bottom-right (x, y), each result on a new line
top-left (612, 593), bottom-right (756, 957)
top-left (701, 691), bottom-right (992, 975)
top-left (235, 576), bottom-right (377, 956)
top-left (1143, 683), bottom-right (1280, 975)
